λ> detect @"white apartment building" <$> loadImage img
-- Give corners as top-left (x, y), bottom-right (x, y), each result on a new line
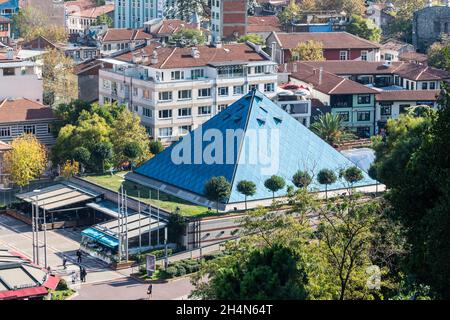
top-left (0, 48), bottom-right (43, 102)
top-left (67, 4), bottom-right (115, 35)
top-left (98, 42), bottom-right (278, 143)
top-left (115, 0), bottom-right (165, 29)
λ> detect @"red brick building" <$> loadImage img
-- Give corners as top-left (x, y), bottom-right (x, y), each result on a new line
top-left (211, 0), bottom-right (247, 42)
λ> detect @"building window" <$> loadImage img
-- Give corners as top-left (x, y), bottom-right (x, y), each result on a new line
top-left (191, 69), bottom-right (204, 79)
top-left (218, 104), bottom-right (227, 112)
top-left (178, 108), bottom-right (192, 117)
top-left (179, 125), bottom-right (192, 135)
top-left (158, 109), bottom-right (172, 119)
top-left (218, 87), bottom-right (229, 96)
top-left (22, 125), bottom-right (36, 134)
top-left (198, 106), bottom-right (212, 115)
top-left (198, 88), bottom-right (211, 98)
top-left (430, 82), bottom-right (436, 90)
top-left (233, 85), bottom-right (244, 95)
top-left (357, 95), bottom-right (371, 104)
top-left (336, 112), bottom-right (349, 122)
top-left (399, 104), bottom-right (410, 113)
top-left (178, 90), bottom-right (192, 100)
top-left (143, 89), bottom-right (151, 100)
top-left (254, 65), bottom-right (264, 74)
top-left (143, 107), bottom-right (152, 118)
top-left (158, 91), bottom-right (172, 101)
top-left (102, 79), bottom-right (111, 89)
top-left (0, 126), bottom-right (11, 137)
top-left (264, 83), bottom-right (275, 92)
top-left (248, 84), bottom-right (258, 91)
top-left (361, 51), bottom-right (368, 61)
top-left (171, 70), bottom-right (184, 80)
top-left (381, 106), bottom-right (392, 116)
top-left (2, 68), bottom-right (15, 76)
top-left (158, 127), bottom-right (172, 137)
top-left (356, 127), bottom-right (370, 138)
top-left (340, 51), bottom-right (348, 60)
top-left (133, 87), bottom-right (138, 96)
top-left (357, 111), bottom-right (370, 121)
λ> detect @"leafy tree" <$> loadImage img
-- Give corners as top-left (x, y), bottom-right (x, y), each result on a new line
top-left (347, 15), bottom-right (381, 43)
top-left (54, 100), bottom-right (92, 128)
top-left (149, 140), bottom-right (164, 155)
top-left (317, 0), bottom-right (366, 17)
top-left (236, 180), bottom-right (257, 211)
top-left (238, 33), bottom-right (264, 45)
top-left (71, 146), bottom-right (90, 166)
top-left (204, 176), bottom-right (231, 213)
top-left (191, 244), bottom-right (308, 300)
top-left (427, 41), bottom-right (450, 71)
top-left (311, 113), bottom-right (344, 145)
top-left (341, 166), bottom-right (364, 191)
top-left (170, 28), bottom-right (206, 47)
top-left (384, 0), bottom-right (427, 43)
top-left (3, 134), bottom-right (47, 188)
top-left (290, 40), bottom-right (325, 61)
top-left (370, 85), bottom-right (450, 298)
top-left (264, 175), bottom-right (286, 200)
top-left (175, 0), bottom-right (207, 21)
top-left (96, 13), bottom-right (113, 27)
top-left (60, 160), bottom-right (79, 180)
top-left (292, 170), bottom-right (312, 189)
top-left (317, 169), bottom-right (337, 199)
top-left (278, 0), bottom-right (300, 31)
top-left (91, 141), bottom-right (114, 173)
top-left (109, 110), bottom-right (150, 166)
top-left (42, 48), bottom-right (77, 106)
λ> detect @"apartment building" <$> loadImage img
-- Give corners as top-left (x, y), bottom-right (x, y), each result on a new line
top-left (98, 42), bottom-right (278, 143)
top-left (0, 16), bottom-right (10, 44)
top-left (114, 0), bottom-right (164, 29)
top-left (67, 4), bottom-right (115, 35)
top-left (0, 47), bottom-right (43, 102)
top-left (211, 0), bottom-right (247, 42)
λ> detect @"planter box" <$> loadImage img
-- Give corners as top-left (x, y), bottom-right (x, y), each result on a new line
top-left (110, 260), bottom-right (135, 270)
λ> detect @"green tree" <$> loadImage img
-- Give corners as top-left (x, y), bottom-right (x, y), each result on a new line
top-left (341, 166), bottom-right (364, 191)
top-left (123, 142), bottom-right (142, 164)
top-left (311, 113), bottom-right (344, 145)
top-left (292, 170), bottom-right (312, 189)
top-left (96, 13), bottom-right (113, 27)
top-left (149, 140), bottom-right (164, 155)
top-left (204, 176), bottom-right (231, 213)
top-left (427, 41), bottom-right (450, 72)
top-left (290, 40), bottom-right (325, 61)
top-left (317, 169), bottom-right (337, 199)
top-left (238, 33), bottom-right (264, 45)
top-left (384, 0), bottom-right (427, 43)
top-left (71, 146), bottom-right (90, 167)
top-left (347, 15), bottom-right (381, 43)
top-left (264, 175), bottom-right (286, 200)
top-left (191, 244), bottom-right (308, 300)
top-left (236, 180), bottom-right (257, 211)
top-left (278, 0), bottom-right (300, 31)
top-left (317, 0), bottom-right (366, 17)
top-left (170, 28), bottom-right (206, 46)
top-left (175, 0), bottom-right (207, 21)
top-left (91, 141), bottom-right (114, 173)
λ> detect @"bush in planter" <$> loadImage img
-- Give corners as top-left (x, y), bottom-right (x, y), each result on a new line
top-left (176, 265), bottom-right (186, 277)
top-left (164, 266), bottom-right (178, 278)
top-left (56, 279), bottom-right (69, 291)
top-left (184, 263), bottom-right (199, 274)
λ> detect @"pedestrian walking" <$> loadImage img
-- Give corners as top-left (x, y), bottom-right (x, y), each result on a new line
top-left (147, 283), bottom-right (153, 300)
top-left (76, 249), bottom-right (82, 263)
top-left (62, 256), bottom-right (67, 270)
top-left (71, 271), bottom-right (77, 284)
top-left (81, 267), bottom-right (87, 283)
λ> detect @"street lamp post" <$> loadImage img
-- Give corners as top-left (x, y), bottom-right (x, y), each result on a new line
top-left (35, 194), bottom-right (40, 265)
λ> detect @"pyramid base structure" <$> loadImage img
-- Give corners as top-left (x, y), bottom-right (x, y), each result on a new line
top-left (128, 90), bottom-right (381, 213)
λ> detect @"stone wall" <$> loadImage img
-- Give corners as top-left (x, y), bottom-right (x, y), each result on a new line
top-left (413, 6), bottom-right (450, 52)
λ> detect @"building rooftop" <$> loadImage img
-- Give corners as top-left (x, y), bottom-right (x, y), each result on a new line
top-left (133, 90), bottom-right (376, 204)
top-left (271, 31), bottom-right (380, 50)
top-left (286, 62), bottom-right (379, 95)
top-left (0, 99), bottom-right (56, 123)
top-left (100, 28), bottom-right (152, 42)
top-left (376, 90), bottom-right (441, 102)
top-left (71, 4), bottom-right (114, 18)
top-left (247, 15), bottom-right (282, 33)
top-left (114, 42), bottom-right (269, 69)
top-left (150, 19), bottom-right (208, 36)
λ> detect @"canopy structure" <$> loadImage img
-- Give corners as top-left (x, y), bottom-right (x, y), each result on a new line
top-left (16, 183), bottom-right (101, 211)
top-left (86, 200), bottom-right (136, 219)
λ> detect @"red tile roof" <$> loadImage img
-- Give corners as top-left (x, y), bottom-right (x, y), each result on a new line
top-left (115, 43), bottom-right (268, 69)
top-left (72, 4), bottom-right (114, 18)
top-left (272, 32), bottom-right (380, 50)
top-left (247, 16), bottom-right (282, 33)
top-left (100, 28), bottom-right (152, 42)
top-left (399, 51), bottom-right (428, 63)
top-left (0, 99), bottom-right (56, 123)
top-left (287, 62), bottom-right (379, 95)
top-left (376, 90), bottom-right (440, 102)
top-left (153, 19), bottom-right (208, 36)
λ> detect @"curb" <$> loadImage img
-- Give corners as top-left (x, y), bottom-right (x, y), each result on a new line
top-left (130, 273), bottom-right (194, 284)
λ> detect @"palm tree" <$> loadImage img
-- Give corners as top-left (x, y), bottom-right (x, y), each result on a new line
top-left (311, 113), bottom-right (344, 145)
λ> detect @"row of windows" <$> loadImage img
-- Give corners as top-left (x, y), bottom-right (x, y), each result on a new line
top-left (140, 104), bottom-right (228, 119)
top-left (335, 111), bottom-right (371, 122)
top-left (0, 124), bottom-right (50, 137)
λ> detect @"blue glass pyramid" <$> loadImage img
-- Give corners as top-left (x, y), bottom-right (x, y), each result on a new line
top-left (133, 90), bottom-right (376, 204)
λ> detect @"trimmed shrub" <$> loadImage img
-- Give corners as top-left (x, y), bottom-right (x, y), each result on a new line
top-left (176, 265), bottom-right (186, 277)
top-left (56, 279), bottom-right (69, 291)
top-left (164, 266), bottom-right (178, 278)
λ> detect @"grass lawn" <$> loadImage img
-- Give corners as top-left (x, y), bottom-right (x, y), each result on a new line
top-left (82, 172), bottom-right (217, 217)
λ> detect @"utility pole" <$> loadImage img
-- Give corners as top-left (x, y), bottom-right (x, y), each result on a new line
top-left (149, 190), bottom-right (152, 248)
top-left (117, 188), bottom-right (122, 262)
top-left (164, 227), bottom-right (168, 270)
top-left (31, 196), bottom-right (36, 264)
top-left (125, 191), bottom-right (129, 262)
top-left (43, 202), bottom-right (48, 269)
top-left (157, 189), bottom-right (160, 246)
top-left (138, 191), bottom-right (141, 254)
top-left (35, 195), bottom-right (40, 265)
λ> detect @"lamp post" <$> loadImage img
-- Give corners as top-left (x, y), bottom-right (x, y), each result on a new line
top-left (32, 190), bottom-right (41, 265)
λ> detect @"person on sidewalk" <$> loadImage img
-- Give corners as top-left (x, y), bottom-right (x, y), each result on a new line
top-left (147, 283), bottom-right (153, 300)
top-left (62, 256), bottom-right (67, 270)
top-left (76, 249), bottom-right (82, 263)
top-left (81, 267), bottom-right (87, 283)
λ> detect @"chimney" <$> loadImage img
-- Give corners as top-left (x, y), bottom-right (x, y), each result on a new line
top-left (191, 47), bottom-right (200, 58)
top-left (254, 44), bottom-right (262, 53)
top-left (151, 50), bottom-right (158, 64)
top-left (319, 67), bottom-right (323, 85)
top-left (271, 42), bottom-right (276, 62)
top-left (6, 47), bottom-right (13, 60)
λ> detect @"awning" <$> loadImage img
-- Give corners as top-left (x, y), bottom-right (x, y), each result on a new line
top-left (16, 183), bottom-right (100, 211)
top-left (0, 286), bottom-right (48, 300)
top-left (86, 200), bottom-right (136, 219)
top-left (81, 227), bottom-right (119, 249)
